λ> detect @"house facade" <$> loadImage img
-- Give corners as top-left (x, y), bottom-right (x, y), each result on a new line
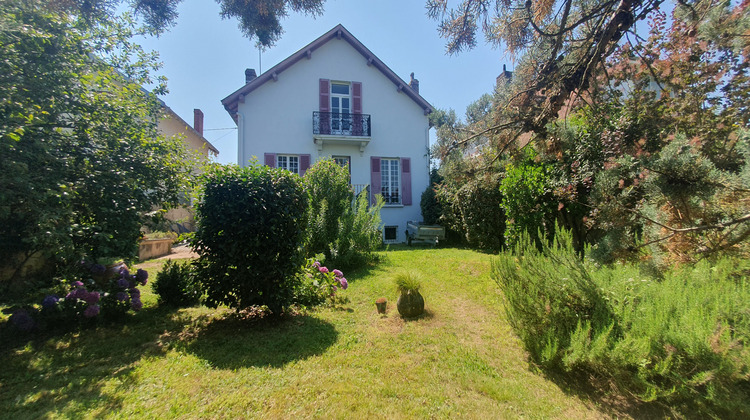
top-left (221, 24), bottom-right (433, 242)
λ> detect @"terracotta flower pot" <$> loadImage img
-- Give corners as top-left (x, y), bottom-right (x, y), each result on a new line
top-left (397, 290), bottom-right (424, 318)
top-left (375, 298), bottom-right (387, 314)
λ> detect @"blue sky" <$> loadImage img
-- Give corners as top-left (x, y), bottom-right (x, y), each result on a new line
top-left (136, 0), bottom-right (509, 164)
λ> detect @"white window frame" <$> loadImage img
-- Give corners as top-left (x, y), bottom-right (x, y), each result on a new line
top-left (330, 82), bottom-right (351, 135)
top-left (277, 154), bottom-right (299, 174)
top-left (380, 158), bottom-right (401, 205)
top-left (383, 225), bottom-right (399, 243)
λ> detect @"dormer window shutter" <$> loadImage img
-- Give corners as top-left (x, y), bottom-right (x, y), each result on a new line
top-left (401, 157), bottom-right (412, 205)
top-left (319, 79), bottom-right (330, 112)
top-left (352, 82), bottom-right (362, 114)
top-left (370, 156), bottom-right (381, 205)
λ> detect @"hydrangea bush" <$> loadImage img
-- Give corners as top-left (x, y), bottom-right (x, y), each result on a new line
top-left (7, 263), bottom-right (149, 332)
top-left (294, 259), bottom-right (349, 307)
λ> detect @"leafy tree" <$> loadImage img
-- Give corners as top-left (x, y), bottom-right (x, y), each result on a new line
top-left (47, 0), bottom-right (326, 47)
top-left (0, 0), bottom-right (192, 295)
top-left (303, 159), bottom-right (353, 260)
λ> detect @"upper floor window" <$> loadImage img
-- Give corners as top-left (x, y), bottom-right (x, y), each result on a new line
top-left (277, 155), bottom-right (299, 174)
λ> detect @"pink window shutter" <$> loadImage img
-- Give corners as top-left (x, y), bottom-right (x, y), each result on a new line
top-left (370, 156), bottom-right (381, 205)
top-left (319, 79), bottom-right (330, 134)
top-left (401, 157), bottom-right (412, 205)
top-left (352, 82), bottom-right (362, 114)
top-left (264, 153), bottom-right (277, 168)
top-left (299, 154), bottom-right (311, 176)
top-left (319, 79), bottom-right (330, 112)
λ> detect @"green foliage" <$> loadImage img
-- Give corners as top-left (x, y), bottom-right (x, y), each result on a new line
top-left (0, 1), bottom-right (192, 297)
top-left (293, 259), bottom-right (349, 307)
top-left (328, 191), bottom-right (383, 269)
top-left (420, 169), bottom-right (443, 225)
top-left (192, 163), bottom-right (307, 314)
top-left (499, 149), bottom-right (557, 249)
top-left (393, 271), bottom-right (422, 293)
top-left (493, 227), bottom-right (750, 408)
top-left (153, 260), bottom-right (200, 307)
top-left (435, 174), bottom-right (505, 250)
top-left (303, 159), bottom-right (353, 260)
top-left (303, 159), bottom-right (382, 269)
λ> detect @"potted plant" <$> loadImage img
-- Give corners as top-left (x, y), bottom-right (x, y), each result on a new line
top-left (394, 271), bottom-right (424, 318)
top-left (375, 297), bottom-right (387, 314)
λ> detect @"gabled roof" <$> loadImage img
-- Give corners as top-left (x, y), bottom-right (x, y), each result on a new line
top-left (221, 24), bottom-right (433, 123)
top-left (161, 105), bottom-right (219, 156)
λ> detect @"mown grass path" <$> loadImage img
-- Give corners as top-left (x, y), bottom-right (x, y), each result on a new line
top-left (1, 247), bottom-right (612, 419)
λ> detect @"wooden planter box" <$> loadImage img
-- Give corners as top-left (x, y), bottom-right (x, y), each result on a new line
top-left (138, 238), bottom-right (174, 261)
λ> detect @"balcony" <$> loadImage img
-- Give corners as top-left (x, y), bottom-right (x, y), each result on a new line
top-left (312, 111), bottom-right (371, 154)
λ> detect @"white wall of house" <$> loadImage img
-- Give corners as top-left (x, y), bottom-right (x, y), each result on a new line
top-left (235, 38), bottom-right (430, 241)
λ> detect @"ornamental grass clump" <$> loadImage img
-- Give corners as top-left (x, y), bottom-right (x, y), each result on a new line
top-left (394, 271), bottom-right (424, 318)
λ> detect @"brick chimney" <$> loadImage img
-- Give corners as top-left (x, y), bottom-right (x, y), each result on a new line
top-left (193, 109), bottom-right (204, 136)
top-left (245, 68), bottom-right (257, 84)
top-left (409, 72), bottom-right (419, 94)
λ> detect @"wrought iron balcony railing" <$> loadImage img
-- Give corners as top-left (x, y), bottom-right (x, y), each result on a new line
top-left (313, 111), bottom-right (371, 137)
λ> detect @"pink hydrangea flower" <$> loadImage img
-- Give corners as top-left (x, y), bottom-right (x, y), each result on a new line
top-left (333, 269), bottom-right (343, 278)
top-left (84, 291), bottom-right (100, 304)
top-left (313, 261), bottom-right (321, 268)
top-left (83, 304), bottom-right (100, 318)
top-left (318, 266), bottom-right (329, 274)
top-left (339, 277), bottom-right (348, 290)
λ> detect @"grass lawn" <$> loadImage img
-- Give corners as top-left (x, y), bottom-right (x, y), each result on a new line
top-left (1, 246), bottom-right (667, 418)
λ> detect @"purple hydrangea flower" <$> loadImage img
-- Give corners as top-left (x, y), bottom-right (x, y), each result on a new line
top-left (339, 277), bottom-right (348, 290)
top-left (318, 266), bottom-right (329, 274)
top-left (333, 269), bottom-right (343, 278)
top-left (83, 304), bottom-right (100, 318)
top-left (136, 269), bottom-right (148, 285)
top-left (313, 261), bottom-right (321, 268)
top-left (73, 281), bottom-right (84, 288)
top-left (42, 295), bottom-right (59, 309)
top-left (119, 267), bottom-right (130, 278)
top-left (129, 288), bottom-right (141, 299)
top-left (90, 264), bottom-right (106, 275)
top-left (115, 291), bottom-right (129, 302)
top-left (117, 278), bottom-right (130, 289)
top-left (10, 309), bottom-right (35, 331)
top-left (84, 291), bottom-right (100, 304)
top-left (131, 298), bottom-right (143, 311)
top-left (66, 291), bottom-right (76, 300)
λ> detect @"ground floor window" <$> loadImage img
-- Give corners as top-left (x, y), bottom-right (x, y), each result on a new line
top-left (277, 155), bottom-right (299, 174)
top-left (380, 158), bottom-right (400, 204)
top-left (383, 225), bottom-right (399, 242)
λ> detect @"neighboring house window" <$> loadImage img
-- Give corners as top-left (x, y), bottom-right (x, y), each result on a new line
top-left (277, 155), bottom-right (299, 174)
top-left (370, 156), bottom-right (412, 206)
top-left (381, 158), bottom-right (401, 204)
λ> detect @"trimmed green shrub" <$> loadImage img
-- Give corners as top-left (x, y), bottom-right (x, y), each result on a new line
top-left (192, 164), bottom-right (307, 314)
top-left (303, 159), bottom-right (353, 260)
top-left (153, 259), bottom-right (200, 307)
top-left (493, 227), bottom-right (750, 409)
top-left (435, 174), bottom-right (505, 250)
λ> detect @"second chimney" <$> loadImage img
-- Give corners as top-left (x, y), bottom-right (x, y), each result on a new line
top-left (245, 68), bottom-right (257, 84)
top-left (409, 72), bottom-right (419, 94)
top-left (193, 109), bottom-right (204, 136)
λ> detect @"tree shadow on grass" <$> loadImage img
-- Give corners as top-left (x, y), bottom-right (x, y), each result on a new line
top-left (538, 365), bottom-right (749, 419)
top-left (0, 305), bottom-right (187, 418)
top-left (179, 313), bottom-right (338, 370)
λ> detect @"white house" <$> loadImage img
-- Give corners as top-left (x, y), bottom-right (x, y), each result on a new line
top-left (221, 24), bottom-right (433, 243)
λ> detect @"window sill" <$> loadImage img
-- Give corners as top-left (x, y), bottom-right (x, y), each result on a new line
top-left (383, 204), bottom-right (404, 208)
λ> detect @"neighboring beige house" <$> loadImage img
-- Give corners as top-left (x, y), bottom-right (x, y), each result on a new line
top-left (158, 106), bottom-right (218, 232)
